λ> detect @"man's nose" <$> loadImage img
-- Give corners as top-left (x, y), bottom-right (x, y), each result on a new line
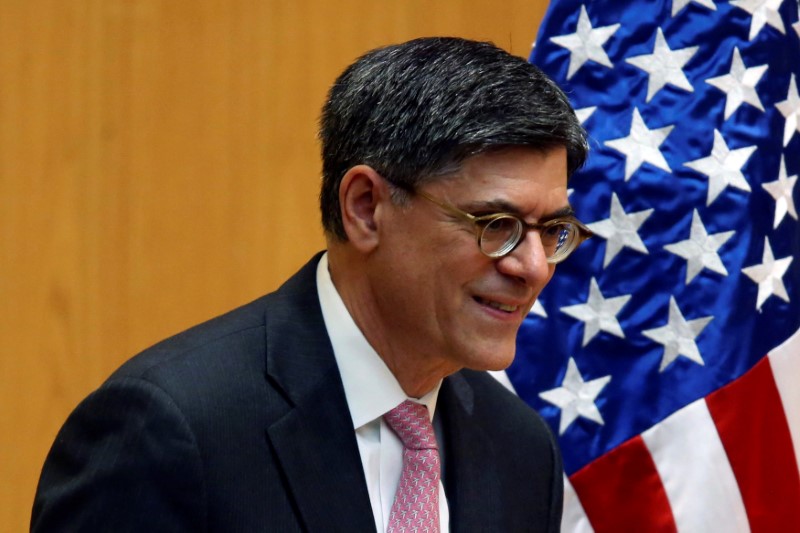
top-left (494, 230), bottom-right (553, 287)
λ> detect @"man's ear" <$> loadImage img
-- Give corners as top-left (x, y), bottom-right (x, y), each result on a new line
top-left (339, 165), bottom-right (388, 253)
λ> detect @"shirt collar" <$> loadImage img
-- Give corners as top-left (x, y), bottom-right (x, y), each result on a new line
top-left (316, 253), bottom-right (441, 429)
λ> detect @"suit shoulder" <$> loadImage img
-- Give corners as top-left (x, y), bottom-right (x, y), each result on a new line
top-left (111, 293), bottom-right (275, 382)
top-left (113, 254), bottom-right (322, 383)
top-left (458, 369), bottom-right (534, 414)
top-left (458, 369), bottom-right (556, 443)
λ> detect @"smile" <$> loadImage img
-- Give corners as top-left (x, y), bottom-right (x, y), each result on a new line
top-left (475, 297), bottom-right (519, 313)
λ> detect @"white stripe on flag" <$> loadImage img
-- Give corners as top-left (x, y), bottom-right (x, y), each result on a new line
top-left (641, 399), bottom-right (749, 533)
top-left (562, 475), bottom-right (593, 533)
top-left (768, 326), bottom-right (800, 472)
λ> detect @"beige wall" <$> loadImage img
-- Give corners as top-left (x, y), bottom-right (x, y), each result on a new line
top-left (0, 0), bottom-right (548, 528)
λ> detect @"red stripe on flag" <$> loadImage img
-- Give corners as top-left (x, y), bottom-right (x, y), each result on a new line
top-left (707, 356), bottom-right (800, 533)
top-left (570, 435), bottom-right (676, 532)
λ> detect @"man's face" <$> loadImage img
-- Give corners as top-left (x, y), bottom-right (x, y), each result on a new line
top-left (369, 146), bottom-right (570, 375)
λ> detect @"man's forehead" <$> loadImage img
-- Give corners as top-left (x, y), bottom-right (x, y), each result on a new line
top-left (435, 148), bottom-right (570, 219)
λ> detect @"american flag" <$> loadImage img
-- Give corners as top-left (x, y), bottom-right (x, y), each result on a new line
top-left (507, 0), bottom-right (800, 530)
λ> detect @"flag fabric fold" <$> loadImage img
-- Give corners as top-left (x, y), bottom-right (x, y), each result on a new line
top-left (510, 1), bottom-right (800, 530)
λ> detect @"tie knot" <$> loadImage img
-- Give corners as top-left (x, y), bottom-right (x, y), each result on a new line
top-left (384, 400), bottom-right (438, 450)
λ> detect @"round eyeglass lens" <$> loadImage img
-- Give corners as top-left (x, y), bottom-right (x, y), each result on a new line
top-left (479, 216), bottom-right (522, 257)
top-left (541, 221), bottom-right (575, 261)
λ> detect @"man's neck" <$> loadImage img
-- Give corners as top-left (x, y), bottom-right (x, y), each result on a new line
top-left (326, 246), bottom-right (458, 398)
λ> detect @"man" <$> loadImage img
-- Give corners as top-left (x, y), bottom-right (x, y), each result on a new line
top-left (32, 37), bottom-right (589, 532)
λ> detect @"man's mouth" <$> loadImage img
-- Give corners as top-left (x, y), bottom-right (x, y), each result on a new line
top-left (475, 296), bottom-right (519, 313)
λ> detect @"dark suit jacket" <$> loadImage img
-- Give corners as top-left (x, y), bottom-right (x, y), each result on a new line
top-left (32, 254), bottom-right (563, 532)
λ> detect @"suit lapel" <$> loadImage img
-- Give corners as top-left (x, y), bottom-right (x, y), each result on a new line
top-left (263, 254), bottom-right (376, 532)
top-left (267, 372), bottom-right (376, 532)
top-left (440, 372), bottom-right (503, 531)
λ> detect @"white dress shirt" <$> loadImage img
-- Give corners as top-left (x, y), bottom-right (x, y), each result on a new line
top-left (316, 253), bottom-right (450, 532)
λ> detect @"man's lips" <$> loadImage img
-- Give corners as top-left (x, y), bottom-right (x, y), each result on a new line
top-left (474, 296), bottom-right (524, 313)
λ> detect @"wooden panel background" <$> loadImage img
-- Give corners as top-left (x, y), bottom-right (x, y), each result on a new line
top-left (0, 0), bottom-right (548, 528)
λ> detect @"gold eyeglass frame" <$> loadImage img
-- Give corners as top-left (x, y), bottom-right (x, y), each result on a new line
top-left (414, 189), bottom-right (592, 264)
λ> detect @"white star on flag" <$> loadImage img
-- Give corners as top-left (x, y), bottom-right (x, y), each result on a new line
top-left (776, 73), bottom-right (800, 147)
top-left (575, 106), bottom-right (597, 124)
top-left (672, 0), bottom-right (717, 17)
top-left (795, 2), bottom-right (800, 37)
top-left (742, 237), bottom-right (794, 310)
top-left (539, 357), bottom-right (611, 435)
top-left (642, 296), bottom-right (713, 372)
top-left (561, 277), bottom-right (631, 346)
top-left (706, 47), bottom-right (768, 119)
top-left (588, 193), bottom-right (654, 267)
top-left (626, 28), bottom-right (698, 102)
top-left (730, 0), bottom-right (787, 41)
top-left (605, 108), bottom-right (674, 180)
top-left (529, 300), bottom-right (548, 318)
top-left (550, 5), bottom-right (621, 79)
top-left (664, 209), bottom-right (735, 284)
top-left (762, 155), bottom-right (799, 228)
top-left (683, 129), bottom-right (755, 206)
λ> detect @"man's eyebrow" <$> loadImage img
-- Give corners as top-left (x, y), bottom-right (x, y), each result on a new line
top-left (461, 199), bottom-right (525, 214)
top-left (461, 199), bottom-right (576, 220)
top-left (540, 205), bottom-right (577, 221)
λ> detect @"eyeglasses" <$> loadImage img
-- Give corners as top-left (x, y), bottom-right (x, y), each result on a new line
top-left (415, 190), bottom-right (592, 264)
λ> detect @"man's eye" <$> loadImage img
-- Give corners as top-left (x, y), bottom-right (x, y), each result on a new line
top-left (543, 223), bottom-right (566, 237)
top-left (483, 216), bottom-right (519, 234)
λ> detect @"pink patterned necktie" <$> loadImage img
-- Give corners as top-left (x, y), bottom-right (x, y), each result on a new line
top-left (383, 400), bottom-right (441, 533)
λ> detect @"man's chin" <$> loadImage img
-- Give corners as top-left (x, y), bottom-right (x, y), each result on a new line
top-left (468, 348), bottom-right (516, 372)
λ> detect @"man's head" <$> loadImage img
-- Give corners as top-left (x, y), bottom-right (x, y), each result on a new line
top-left (319, 37), bottom-right (589, 396)
top-left (319, 37), bottom-right (588, 241)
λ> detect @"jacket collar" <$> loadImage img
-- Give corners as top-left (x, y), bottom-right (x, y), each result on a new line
top-left (263, 253), bottom-right (377, 532)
